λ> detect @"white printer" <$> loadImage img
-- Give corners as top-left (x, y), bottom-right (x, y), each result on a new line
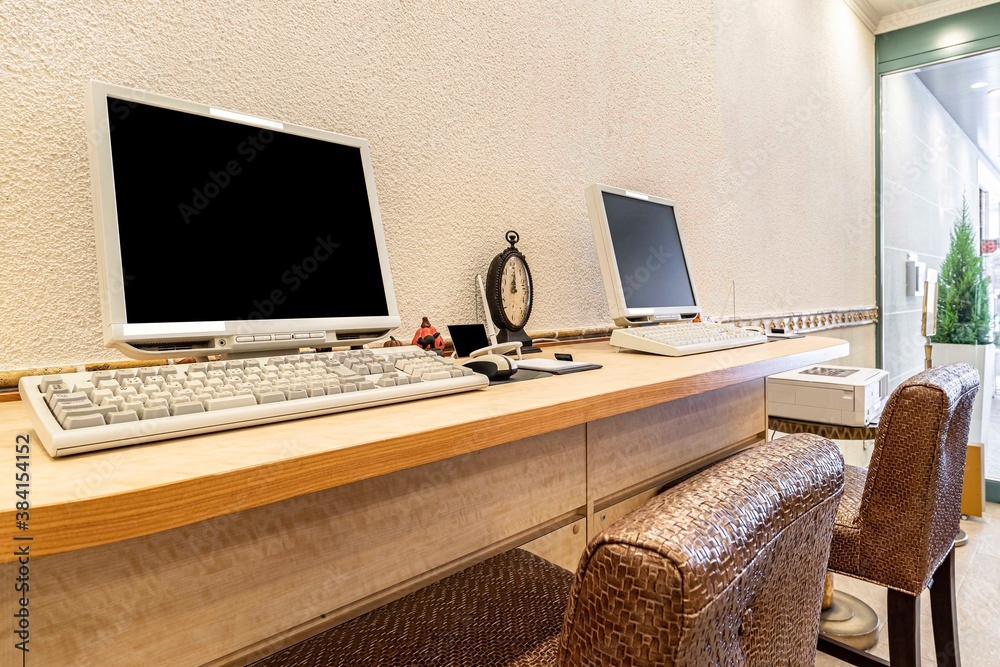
top-left (767, 365), bottom-right (889, 427)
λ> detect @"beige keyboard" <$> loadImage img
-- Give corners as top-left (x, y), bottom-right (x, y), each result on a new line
top-left (19, 346), bottom-right (488, 457)
top-left (610, 322), bottom-right (767, 356)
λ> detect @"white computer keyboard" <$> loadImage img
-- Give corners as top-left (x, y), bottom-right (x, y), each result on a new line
top-left (19, 346), bottom-right (488, 457)
top-left (610, 321), bottom-right (768, 357)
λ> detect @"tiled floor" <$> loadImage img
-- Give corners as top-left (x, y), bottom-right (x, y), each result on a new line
top-left (814, 500), bottom-right (1000, 665)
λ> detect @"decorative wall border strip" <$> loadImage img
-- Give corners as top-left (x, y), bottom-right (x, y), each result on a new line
top-left (718, 306), bottom-right (878, 335)
top-left (0, 307), bottom-right (876, 396)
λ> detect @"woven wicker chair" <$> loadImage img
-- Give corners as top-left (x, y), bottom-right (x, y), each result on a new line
top-left (251, 433), bottom-right (845, 667)
top-left (817, 363), bottom-right (980, 667)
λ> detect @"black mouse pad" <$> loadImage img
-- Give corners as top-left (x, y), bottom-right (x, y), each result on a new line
top-left (487, 368), bottom-right (552, 386)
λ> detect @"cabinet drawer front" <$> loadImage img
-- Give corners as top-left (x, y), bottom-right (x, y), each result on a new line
top-left (588, 379), bottom-right (764, 504)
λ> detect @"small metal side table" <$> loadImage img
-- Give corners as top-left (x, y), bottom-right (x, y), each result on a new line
top-left (767, 416), bottom-right (878, 446)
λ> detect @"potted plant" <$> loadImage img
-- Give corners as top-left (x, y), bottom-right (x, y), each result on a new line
top-left (931, 195), bottom-right (994, 448)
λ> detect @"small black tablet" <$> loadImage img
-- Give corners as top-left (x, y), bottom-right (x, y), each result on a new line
top-left (447, 324), bottom-right (492, 358)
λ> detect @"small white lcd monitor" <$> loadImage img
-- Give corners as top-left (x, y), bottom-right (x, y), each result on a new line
top-left (585, 183), bottom-right (700, 327)
top-left (85, 80), bottom-right (400, 359)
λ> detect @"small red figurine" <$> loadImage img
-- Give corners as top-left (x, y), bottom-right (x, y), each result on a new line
top-left (412, 316), bottom-right (445, 351)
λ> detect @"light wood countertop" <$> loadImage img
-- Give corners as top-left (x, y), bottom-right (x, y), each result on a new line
top-left (0, 337), bottom-right (847, 561)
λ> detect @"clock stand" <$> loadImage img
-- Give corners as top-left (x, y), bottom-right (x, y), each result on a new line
top-left (497, 328), bottom-right (541, 355)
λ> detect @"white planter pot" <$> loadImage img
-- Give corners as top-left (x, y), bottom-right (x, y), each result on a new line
top-left (930, 343), bottom-right (994, 450)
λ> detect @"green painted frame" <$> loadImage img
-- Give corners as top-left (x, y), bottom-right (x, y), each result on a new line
top-left (875, 3), bottom-right (1000, 368)
top-left (875, 5), bottom-right (1000, 497)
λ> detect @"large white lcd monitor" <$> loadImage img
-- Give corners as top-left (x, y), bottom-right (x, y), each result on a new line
top-left (585, 183), bottom-right (701, 327)
top-left (85, 80), bottom-right (400, 359)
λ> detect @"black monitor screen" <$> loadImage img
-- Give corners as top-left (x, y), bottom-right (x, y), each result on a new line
top-left (107, 97), bottom-right (389, 324)
top-left (601, 192), bottom-right (696, 309)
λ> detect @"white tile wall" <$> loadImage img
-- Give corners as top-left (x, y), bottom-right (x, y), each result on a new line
top-left (881, 71), bottom-right (991, 390)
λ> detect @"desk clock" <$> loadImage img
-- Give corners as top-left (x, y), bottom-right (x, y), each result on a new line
top-left (485, 230), bottom-right (540, 353)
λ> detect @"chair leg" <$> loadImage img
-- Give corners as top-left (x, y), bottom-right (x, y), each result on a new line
top-left (887, 589), bottom-right (921, 666)
top-left (929, 547), bottom-right (961, 667)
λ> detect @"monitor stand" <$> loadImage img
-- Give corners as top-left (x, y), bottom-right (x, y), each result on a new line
top-left (616, 314), bottom-right (699, 328)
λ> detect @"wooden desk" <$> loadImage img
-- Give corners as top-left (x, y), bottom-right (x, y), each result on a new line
top-left (0, 337), bottom-right (847, 666)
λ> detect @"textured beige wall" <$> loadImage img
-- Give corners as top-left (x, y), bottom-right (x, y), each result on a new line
top-left (0, 0), bottom-right (875, 370)
top-left (808, 324), bottom-right (876, 368)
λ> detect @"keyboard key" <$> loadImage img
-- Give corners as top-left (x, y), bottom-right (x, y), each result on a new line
top-left (47, 391), bottom-right (88, 410)
top-left (43, 383), bottom-right (71, 402)
top-left (55, 400), bottom-right (98, 423)
top-left (63, 413), bottom-right (107, 429)
top-left (204, 395), bottom-right (258, 411)
top-left (58, 404), bottom-right (119, 427)
top-left (117, 385), bottom-right (140, 398)
top-left (100, 396), bottom-right (126, 410)
top-left (257, 391), bottom-right (286, 404)
top-left (40, 375), bottom-right (66, 392)
top-left (139, 405), bottom-right (170, 420)
top-left (170, 402), bottom-right (205, 416)
top-left (73, 381), bottom-right (98, 399)
top-left (122, 377), bottom-right (144, 390)
top-left (107, 410), bottom-right (139, 424)
top-left (90, 370), bottom-right (114, 384)
top-left (91, 388), bottom-right (115, 405)
top-left (138, 368), bottom-right (160, 381)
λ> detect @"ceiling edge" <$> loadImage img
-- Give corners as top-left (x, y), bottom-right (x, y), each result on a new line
top-left (843, 0), bottom-right (880, 32)
top-left (876, 0), bottom-right (1000, 35)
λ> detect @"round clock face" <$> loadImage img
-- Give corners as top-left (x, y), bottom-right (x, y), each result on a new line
top-left (500, 255), bottom-right (531, 330)
top-left (486, 241), bottom-right (533, 332)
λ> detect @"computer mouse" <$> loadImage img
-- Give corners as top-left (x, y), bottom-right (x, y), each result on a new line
top-left (461, 354), bottom-right (518, 380)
